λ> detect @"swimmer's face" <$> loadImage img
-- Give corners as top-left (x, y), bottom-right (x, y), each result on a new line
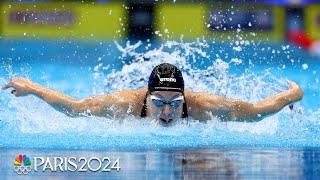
top-left (147, 91), bottom-right (184, 126)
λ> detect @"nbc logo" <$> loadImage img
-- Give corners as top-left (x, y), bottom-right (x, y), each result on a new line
top-left (14, 155), bottom-right (32, 175)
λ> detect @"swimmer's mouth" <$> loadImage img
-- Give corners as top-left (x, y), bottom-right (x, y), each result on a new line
top-left (159, 118), bottom-right (173, 125)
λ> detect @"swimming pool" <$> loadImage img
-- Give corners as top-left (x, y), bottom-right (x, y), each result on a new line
top-left (0, 39), bottom-right (320, 178)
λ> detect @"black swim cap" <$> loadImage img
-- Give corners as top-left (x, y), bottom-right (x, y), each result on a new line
top-left (148, 63), bottom-right (184, 93)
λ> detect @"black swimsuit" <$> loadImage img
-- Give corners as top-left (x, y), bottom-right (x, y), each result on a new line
top-left (140, 92), bottom-right (188, 118)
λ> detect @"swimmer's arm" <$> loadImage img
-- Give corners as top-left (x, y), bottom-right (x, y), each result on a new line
top-left (225, 81), bottom-right (303, 122)
top-left (2, 77), bottom-right (143, 117)
top-left (188, 81), bottom-right (303, 122)
top-left (68, 90), bottom-right (143, 117)
top-left (2, 77), bottom-right (79, 116)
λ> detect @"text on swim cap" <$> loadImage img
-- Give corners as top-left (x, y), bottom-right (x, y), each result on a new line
top-left (159, 78), bottom-right (176, 82)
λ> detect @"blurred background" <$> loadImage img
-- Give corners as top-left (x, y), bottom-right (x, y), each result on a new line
top-left (0, 0), bottom-right (319, 44)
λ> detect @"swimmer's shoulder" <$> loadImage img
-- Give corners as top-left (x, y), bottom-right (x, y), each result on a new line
top-left (184, 89), bottom-right (224, 104)
top-left (133, 87), bottom-right (148, 102)
top-left (112, 87), bottom-right (147, 102)
top-left (184, 89), bottom-right (227, 120)
top-left (130, 87), bottom-right (147, 116)
top-left (105, 87), bottom-right (147, 116)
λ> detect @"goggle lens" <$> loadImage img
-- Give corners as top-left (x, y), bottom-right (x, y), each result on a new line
top-left (150, 95), bottom-right (183, 108)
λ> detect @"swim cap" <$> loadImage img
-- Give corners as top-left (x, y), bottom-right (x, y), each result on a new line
top-left (148, 63), bottom-right (184, 93)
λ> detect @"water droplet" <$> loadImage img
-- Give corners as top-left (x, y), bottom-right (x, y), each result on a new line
top-left (302, 64), bottom-right (308, 70)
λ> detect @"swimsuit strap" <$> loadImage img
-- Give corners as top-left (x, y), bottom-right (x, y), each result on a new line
top-left (181, 96), bottom-right (188, 118)
top-left (140, 92), bottom-right (148, 117)
top-left (140, 92), bottom-right (188, 118)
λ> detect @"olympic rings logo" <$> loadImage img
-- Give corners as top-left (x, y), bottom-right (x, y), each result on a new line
top-left (14, 165), bottom-right (32, 175)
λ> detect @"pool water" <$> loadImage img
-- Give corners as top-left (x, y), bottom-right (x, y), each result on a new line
top-left (0, 39), bottom-right (320, 178)
top-left (1, 148), bottom-right (320, 179)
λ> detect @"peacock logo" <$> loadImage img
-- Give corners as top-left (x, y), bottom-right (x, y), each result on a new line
top-left (13, 154), bottom-right (32, 175)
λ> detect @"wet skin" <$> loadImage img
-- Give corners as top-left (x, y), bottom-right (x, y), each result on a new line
top-left (146, 91), bottom-right (184, 126)
top-left (2, 77), bottom-right (303, 124)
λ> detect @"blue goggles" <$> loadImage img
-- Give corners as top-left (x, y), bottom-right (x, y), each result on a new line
top-left (150, 95), bottom-right (184, 108)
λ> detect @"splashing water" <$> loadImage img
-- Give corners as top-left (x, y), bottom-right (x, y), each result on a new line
top-left (0, 39), bottom-right (319, 150)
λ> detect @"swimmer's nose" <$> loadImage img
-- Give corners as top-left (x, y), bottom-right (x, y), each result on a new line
top-left (161, 104), bottom-right (172, 116)
top-left (160, 105), bottom-right (172, 123)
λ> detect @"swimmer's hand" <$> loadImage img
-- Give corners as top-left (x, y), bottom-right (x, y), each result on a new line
top-left (2, 77), bottom-right (34, 97)
top-left (287, 81), bottom-right (304, 102)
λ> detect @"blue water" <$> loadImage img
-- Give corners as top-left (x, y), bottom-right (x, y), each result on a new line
top-left (1, 148), bottom-right (320, 179)
top-left (0, 39), bottom-right (320, 178)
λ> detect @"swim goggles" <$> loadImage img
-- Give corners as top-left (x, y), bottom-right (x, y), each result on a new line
top-left (150, 95), bottom-right (184, 108)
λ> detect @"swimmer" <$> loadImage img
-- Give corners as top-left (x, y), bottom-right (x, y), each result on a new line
top-left (2, 63), bottom-right (303, 126)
